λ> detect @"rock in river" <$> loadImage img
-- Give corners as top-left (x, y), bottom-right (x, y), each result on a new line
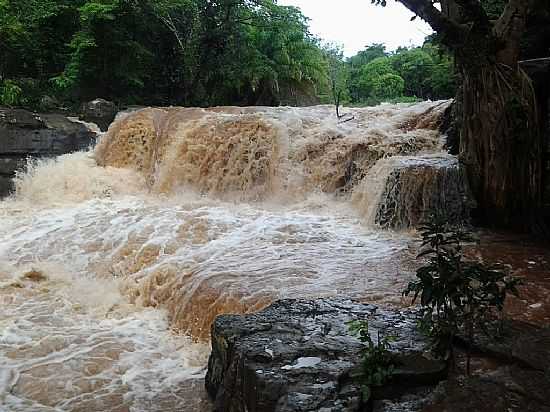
top-left (0, 106), bottom-right (97, 197)
top-left (205, 298), bottom-right (447, 412)
top-left (79, 98), bottom-right (117, 131)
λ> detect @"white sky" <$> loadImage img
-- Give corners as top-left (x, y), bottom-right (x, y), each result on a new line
top-left (277, 0), bottom-right (433, 56)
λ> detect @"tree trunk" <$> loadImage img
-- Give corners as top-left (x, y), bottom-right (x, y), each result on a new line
top-left (459, 55), bottom-right (541, 228)
top-left (390, 0), bottom-right (542, 229)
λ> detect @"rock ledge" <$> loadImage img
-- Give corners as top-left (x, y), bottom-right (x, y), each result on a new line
top-left (205, 298), bottom-right (447, 412)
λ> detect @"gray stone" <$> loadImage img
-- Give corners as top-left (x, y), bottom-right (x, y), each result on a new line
top-left (79, 98), bottom-right (117, 131)
top-left (0, 175), bottom-right (14, 197)
top-left (0, 108), bottom-right (96, 155)
top-left (205, 298), bottom-right (447, 412)
top-left (0, 106), bottom-right (96, 197)
top-left (39, 95), bottom-right (60, 112)
top-left (0, 157), bottom-right (26, 176)
top-left (372, 155), bottom-right (475, 229)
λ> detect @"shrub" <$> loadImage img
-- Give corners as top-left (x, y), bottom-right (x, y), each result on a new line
top-left (0, 79), bottom-right (23, 106)
top-left (348, 319), bottom-right (396, 401)
top-left (403, 217), bottom-right (521, 374)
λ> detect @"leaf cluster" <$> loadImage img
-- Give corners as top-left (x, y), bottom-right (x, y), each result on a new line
top-left (348, 320), bottom-right (396, 401)
top-left (345, 41), bottom-right (456, 106)
top-left (0, 0), bottom-right (328, 109)
top-left (404, 217), bottom-right (521, 365)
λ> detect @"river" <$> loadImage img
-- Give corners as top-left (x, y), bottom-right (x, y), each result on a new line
top-left (0, 101), bottom-right (455, 411)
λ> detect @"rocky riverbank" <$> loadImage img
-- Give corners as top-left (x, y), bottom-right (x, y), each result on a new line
top-left (205, 298), bottom-right (550, 412)
top-left (0, 106), bottom-right (98, 197)
top-left (205, 298), bottom-right (446, 412)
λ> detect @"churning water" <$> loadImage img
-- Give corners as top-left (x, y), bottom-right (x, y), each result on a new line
top-left (0, 101), bottom-right (452, 411)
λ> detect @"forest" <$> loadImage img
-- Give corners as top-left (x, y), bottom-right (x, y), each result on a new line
top-left (0, 0), bottom-right (455, 109)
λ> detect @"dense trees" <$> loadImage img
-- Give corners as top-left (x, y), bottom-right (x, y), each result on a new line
top-left (0, 0), bottom-right (328, 108)
top-left (0, 0), bottom-right (455, 109)
top-left (345, 41), bottom-right (456, 105)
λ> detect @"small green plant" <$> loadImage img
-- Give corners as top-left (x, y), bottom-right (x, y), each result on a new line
top-left (0, 79), bottom-right (23, 106)
top-left (348, 319), bottom-right (396, 401)
top-left (403, 217), bottom-right (521, 374)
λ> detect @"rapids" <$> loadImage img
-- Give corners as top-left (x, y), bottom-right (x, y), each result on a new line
top-left (0, 101), bottom-right (451, 411)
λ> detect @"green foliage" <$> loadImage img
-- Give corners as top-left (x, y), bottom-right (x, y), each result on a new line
top-left (348, 320), bottom-right (396, 401)
top-left (355, 57), bottom-right (395, 100)
top-left (403, 217), bottom-right (521, 373)
top-left (482, 0), bottom-right (507, 19)
top-left (371, 73), bottom-right (405, 100)
top-left (390, 48), bottom-right (434, 98)
top-left (346, 41), bottom-right (456, 106)
top-left (0, 0), bottom-right (328, 108)
top-left (0, 0), bottom-right (457, 109)
top-left (348, 43), bottom-right (386, 102)
top-left (0, 79), bottom-right (23, 106)
top-left (318, 44), bottom-right (350, 114)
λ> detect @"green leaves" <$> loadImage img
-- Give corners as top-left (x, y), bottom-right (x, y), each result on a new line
top-left (403, 217), bottom-right (522, 370)
top-left (0, 0), bottom-right (328, 108)
top-left (348, 320), bottom-right (396, 402)
top-left (0, 79), bottom-right (24, 106)
top-left (78, 1), bottom-right (119, 22)
top-left (347, 40), bottom-right (456, 105)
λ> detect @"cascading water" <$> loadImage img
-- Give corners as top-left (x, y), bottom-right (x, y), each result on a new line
top-left (0, 100), bottom-right (460, 411)
top-left (353, 154), bottom-right (475, 229)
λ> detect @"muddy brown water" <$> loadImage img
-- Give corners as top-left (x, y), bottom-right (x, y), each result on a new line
top-left (1, 102), bottom-right (546, 411)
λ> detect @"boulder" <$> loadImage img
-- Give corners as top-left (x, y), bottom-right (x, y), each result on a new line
top-left (39, 95), bottom-right (60, 112)
top-left (205, 298), bottom-right (447, 412)
top-left (79, 98), bottom-right (117, 131)
top-left (0, 106), bottom-right (97, 197)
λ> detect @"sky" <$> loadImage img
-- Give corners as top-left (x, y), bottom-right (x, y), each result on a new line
top-left (277, 0), bottom-right (433, 56)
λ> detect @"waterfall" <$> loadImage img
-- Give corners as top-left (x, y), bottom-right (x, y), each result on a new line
top-left (353, 154), bottom-right (475, 229)
top-left (94, 102), bottom-right (448, 200)
top-left (0, 100), bottom-right (467, 411)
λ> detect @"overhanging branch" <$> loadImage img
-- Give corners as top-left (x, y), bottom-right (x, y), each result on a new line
top-left (452, 0), bottom-right (490, 29)
top-left (394, 0), bottom-right (465, 47)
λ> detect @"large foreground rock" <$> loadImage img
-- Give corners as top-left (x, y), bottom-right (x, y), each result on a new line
top-left (205, 298), bottom-right (447, 412)
top-left (459, 319), bottom-right (550, 373)
top-left (0, 107), bottom-right (97, 197)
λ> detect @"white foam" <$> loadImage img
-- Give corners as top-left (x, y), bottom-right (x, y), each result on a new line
top-left (281, 357), bottom-right (322, 370)
top-left (0, 101), bottom-right (449, 410)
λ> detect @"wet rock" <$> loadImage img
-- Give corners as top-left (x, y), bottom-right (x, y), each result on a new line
top-left (0, 175), bottom-right (13, 196)
top-left (355, 155), bottom-right (475, 229)
top-left (39, 95), bottom-right (60, 112)
top-left (460, 319), bottom-right (550, 372)
top-left (440, 100), bottom-right (459, 155)
top-left (372, 387), bottom-right (436, 412)
top-left (426, 366), bottom-right (550, 412)
top-left (79, 98), bottom-right (117, 131)
top-left (0, 106), bottom-right (97, 197)
top-left (205, 298), bottom-right (447, 412)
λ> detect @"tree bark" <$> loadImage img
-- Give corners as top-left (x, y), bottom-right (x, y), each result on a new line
top-left (460, 62), bottom-right (541, 227)
top-left (394, 0), bottom-right (542, 229)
